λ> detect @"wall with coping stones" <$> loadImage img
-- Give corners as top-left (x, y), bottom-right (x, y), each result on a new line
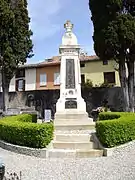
top-left (0, 87), bottom-right (125, 118)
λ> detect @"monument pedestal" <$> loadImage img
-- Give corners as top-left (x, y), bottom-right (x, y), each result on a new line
top-left (47, 21), bottom-right (103, 158)
top-left (55, 20), bottom-right (89, 123)
top-left (56, 97), bottom-right (87, 112)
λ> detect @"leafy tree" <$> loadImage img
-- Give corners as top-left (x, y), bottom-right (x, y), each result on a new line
top-left (89, 0), bottom-right (135, 112)
top-left (0, 0), bottom-right (33, 111)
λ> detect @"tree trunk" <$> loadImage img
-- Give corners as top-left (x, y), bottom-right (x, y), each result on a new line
top-left (127, 61), bottom-right (134, 112)
top-left (119, 60), bottom-right (129, 111)
top-left (2, 85), bottom-right (9, 112)
top-left (2, 69), bottom-right (9, 112)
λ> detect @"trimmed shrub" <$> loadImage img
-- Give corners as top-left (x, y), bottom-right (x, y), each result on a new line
top-left (30, 113), bottom-right (37, 123)
top-left (0, 114), bottom-right (53, 148)
top-left (96, 112), bottom-right (135, 147)
top-left (20, 113), bottom-right (37, 123)
top-left (98, 112), bottom-right (121, 120)
top-left (98, 112), bottom-right (135, 121)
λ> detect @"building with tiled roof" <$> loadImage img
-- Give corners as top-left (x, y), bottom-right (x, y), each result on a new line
top-left (5, 20), bottom-right (120, 93)
top-left (9, 53), bottom-right (119, 93)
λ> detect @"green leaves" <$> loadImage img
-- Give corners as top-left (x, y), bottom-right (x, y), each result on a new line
top-left (89, 0), bottom-right (135, 112)
top-left (89, 0), bottom-right (135, 61)
top-left (0, 0), bottom-right (33, 82)
top-left (0, 114), bottom-right (54, 148)
top-left (96, 112), bottom-right (135, 147)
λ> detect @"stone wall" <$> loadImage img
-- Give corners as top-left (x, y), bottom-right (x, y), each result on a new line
top-left (82, 87), bottom-right (124, 114)
top-left (0, 87), bottom-right (125, 118)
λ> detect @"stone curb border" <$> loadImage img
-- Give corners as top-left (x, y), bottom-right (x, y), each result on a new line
top-left (92, 133), bottom-right (135, 156)
top-left (0, 140), bottom-right (47, 158)
top-left (1, 135), bottom-right (134, 158)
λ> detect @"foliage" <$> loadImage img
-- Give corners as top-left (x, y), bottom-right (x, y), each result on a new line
top-left (96, 112), bottom-right (135, 147)
top-left (99, 81), bottom-right (114, 88)
top-left (89, 0), bottom-right (135, 112)
top-left (0, 0), bottom-right (33, 110)
top-left (21, 113), bottom-right (37, 123)
top-left (30, 113), bottom-right (37, 123)
top-left (82, 79), bottom-right (93, 88)
top-left (0, 114), bottom-right (54, 148)
top-left (89, 0), bottom-right (135, 60)
top-left (0, 0), bottom-right (33, 78)
top-left (98, 112), bottom-right (129, 120)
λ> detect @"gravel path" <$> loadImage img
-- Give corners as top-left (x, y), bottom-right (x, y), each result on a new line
top-left (1, 141), bottom-right (135, 180)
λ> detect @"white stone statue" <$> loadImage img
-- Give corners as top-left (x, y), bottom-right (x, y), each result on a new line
top-left (62, 20), bottom-right (78, 46)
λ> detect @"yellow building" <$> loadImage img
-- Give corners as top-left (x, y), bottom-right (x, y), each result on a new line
top-left (80, 55), bottom-right (120, 87)
top-left (11, 55), bottom-right (120, 93)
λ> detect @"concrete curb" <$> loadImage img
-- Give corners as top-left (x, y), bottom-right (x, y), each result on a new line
top-left (92, 133), bottom-right (135, 156)
top-left (0, 140), bottom-right (47, 158)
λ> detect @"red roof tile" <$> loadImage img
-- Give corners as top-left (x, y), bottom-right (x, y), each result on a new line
top-left (20, 55), bottom-right (99, 69)
top-left (39, 55), bottom-right (99, 65)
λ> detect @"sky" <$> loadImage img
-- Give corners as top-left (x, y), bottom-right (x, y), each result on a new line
top-left (27, 0), bottom-right (95, 63)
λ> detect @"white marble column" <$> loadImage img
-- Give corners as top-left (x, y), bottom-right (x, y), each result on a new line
top-left (56, 20), bottom-right (87, 114)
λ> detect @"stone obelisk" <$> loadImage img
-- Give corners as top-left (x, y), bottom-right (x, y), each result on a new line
top-left (48, 21), bottom-right (101, 159)
top-left (55, 20), bottom-right (89, 120)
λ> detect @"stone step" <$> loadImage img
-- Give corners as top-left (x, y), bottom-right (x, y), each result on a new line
top-left (54, 124), bottom-right (95, 131)
top-left (76, 149), bottom-right (103, 158)
top-left (54, 119), bottom-right (94, 125)
top-left (47, 149), bottom-right (103, 158)
top-left (55, 112), bottom-right (89, 120)
top-left (55, 118), bottom-right (93, 121)
top-left (53, 141), bottom-right (95, 150)
top-left (54, 129), bottom-right (95, 134)
top-left (54, 133), bottom-right (92, 142)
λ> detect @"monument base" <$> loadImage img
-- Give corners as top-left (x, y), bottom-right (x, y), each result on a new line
top-left (56, 97), bottom-right (87, 113)
top-left (54, 110), bottom-right (93, 126)
top-left (55, 96), bottom-right (90, 124)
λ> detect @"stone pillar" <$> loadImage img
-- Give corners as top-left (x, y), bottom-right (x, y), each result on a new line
top-left (55, 20), bottom-right (87, 116)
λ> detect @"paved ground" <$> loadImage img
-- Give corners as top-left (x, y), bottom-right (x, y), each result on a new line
top-left (1, 141), bottom-right (135, 180)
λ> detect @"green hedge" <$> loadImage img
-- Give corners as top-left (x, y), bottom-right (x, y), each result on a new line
top-left (20, 113), bottom-right (37, 123)
top-left (0, 114), bottom-right (54, 148)
top-left (98, 112), bottom-right (121, 121)
top-left (96, 112), bottom-right (135, 148)
top-left (98, 112), bottom-right (135, 121)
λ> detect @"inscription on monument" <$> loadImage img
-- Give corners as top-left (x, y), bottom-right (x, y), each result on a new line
top-left (66, 59), bottom-right (75, 89)
top-left (65, 99), bottom-right (77, 109)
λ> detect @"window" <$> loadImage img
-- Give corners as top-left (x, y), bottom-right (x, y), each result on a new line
top-left (81, 74), bottom-right (85, 84)
top-left (16, 69), bottom-right (25, 78)
top-left (54, 72), bottom-right (60, 85)
top-left (40, 74), bottom-right (47, 86)
top-left (104, 72), bottom-right (115, 84)
top-left (16, 79), bottom-right (25, 91)
top-left (103, 60), bottom-right (108, 65)
top-left (47, 59), bottom-right (53, 62)
top-left (80, 63), bottom-right (85, 68)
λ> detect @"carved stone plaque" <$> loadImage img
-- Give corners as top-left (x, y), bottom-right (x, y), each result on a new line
top-left (66, 59), bottom-right (75, 89)
top-left (65, 100), bottom-right (77, 109)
